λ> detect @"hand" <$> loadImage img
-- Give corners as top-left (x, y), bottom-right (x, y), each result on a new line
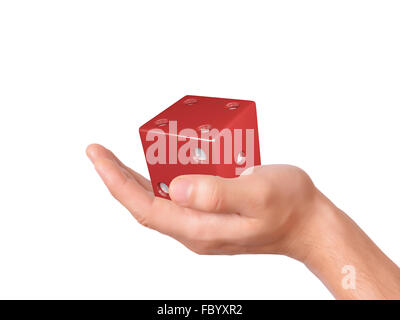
top-left (86, 144), bottom-right (320, 258)
top-left (86, 144), bottom-right (400, 299)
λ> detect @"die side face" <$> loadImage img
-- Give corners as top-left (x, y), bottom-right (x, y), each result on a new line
top-left (139, 95), bottom-right (261, 199)
top-left (214, 101), bottom-right (261, 178)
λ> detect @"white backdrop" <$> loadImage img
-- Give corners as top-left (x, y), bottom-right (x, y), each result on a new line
top-left (0, 1), bottom-right (399, 299)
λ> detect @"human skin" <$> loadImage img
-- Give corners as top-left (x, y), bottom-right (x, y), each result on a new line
top-left (86, 144), bottom-right (400, 299)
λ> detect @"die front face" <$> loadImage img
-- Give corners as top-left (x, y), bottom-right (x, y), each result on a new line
top-left (139, 95), bottom-right (261, 199)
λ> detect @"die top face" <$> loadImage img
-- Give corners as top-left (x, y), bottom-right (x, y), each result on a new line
top-left (139, 95), bottom-right (256, 137)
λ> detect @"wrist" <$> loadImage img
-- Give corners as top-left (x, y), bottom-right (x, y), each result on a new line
top-left (284, 190), bottom-right (400, 299)
top-left (282, 189), bottom-right (345, 264)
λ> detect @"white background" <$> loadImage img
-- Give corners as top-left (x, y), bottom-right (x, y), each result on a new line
top-left (0, 1), bottom-right (399, 299)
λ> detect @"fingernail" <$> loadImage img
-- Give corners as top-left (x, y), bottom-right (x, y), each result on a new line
top-left (170, 178), bottom-right (193, 205)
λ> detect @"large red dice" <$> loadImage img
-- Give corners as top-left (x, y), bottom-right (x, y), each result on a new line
top-left (139, 95), bottom-right (261, 199)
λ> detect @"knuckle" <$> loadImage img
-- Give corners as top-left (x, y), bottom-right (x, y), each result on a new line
top-left (135, 214), bottom-right (151, 228)
top-left (130, 208), bottom-right (152, 228)
top-left (204, 180), bottom-right (223, 212)
top-left (131, 202), bottom-right (154, 229)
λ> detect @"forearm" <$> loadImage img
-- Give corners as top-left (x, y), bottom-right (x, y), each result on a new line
top-left (294, 193), bottom-right (400, 299)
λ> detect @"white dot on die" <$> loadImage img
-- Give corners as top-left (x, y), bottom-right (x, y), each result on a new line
top-left (194, 148), bottom-right (207, 161)
top-left (158, 182), bottom-right (169, 195)
top-left (236, 151), bottom-right (246, 165)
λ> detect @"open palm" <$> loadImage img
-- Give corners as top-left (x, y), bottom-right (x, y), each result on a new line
top-left (87, 144), bottom-right (318, 257)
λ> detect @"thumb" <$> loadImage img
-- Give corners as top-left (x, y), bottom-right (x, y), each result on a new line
top-left (169, 174), bottom-right (254, 213)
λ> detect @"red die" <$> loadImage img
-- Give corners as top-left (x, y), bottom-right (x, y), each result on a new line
top-left (139, 95), bottom-right (261, 199)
